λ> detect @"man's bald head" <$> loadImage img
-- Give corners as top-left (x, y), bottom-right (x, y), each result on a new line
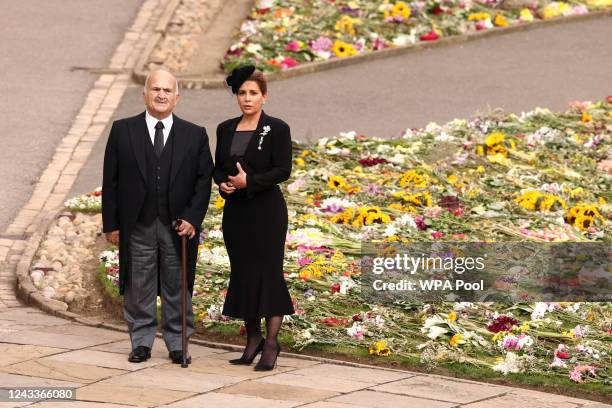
top-left (142, 69), bottom-right (181, 120)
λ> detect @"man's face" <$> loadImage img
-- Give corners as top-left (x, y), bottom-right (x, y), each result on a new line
top-left (143, 71), bottom-right (180, 119)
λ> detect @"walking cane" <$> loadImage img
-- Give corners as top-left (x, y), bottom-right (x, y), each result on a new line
top-left (173, 219), bottom-right (189, 368)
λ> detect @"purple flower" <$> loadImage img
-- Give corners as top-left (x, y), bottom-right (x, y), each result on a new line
top-left (415, 215), bottom-right (428, 231)
top-left (310, 36), bottom-right (333, 52)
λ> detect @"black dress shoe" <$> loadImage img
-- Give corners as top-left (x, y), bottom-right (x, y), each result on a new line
top-left (128, 346), bottom-right (151, 363)
top-left (254, 342), bottom-right (280, 371)
top-left (169, 350), bottom-right (191, 364)
top-left (229, 338), bottom-right (265, 365)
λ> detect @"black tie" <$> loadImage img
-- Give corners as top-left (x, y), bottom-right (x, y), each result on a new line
top-left (154, 121), bottom-right (164, 158)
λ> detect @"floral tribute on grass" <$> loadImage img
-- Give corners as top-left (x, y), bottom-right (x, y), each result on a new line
top-left (91, 98), bottom-right (611, 386)
top-left (222, 0), bottom-right (612, 73)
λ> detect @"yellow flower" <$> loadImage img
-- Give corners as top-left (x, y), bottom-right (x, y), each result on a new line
top-left (494, 14), bottom-right (508, 27)
top-left (587, 0), bottom-right (612, 6)
top-left (447, 174), bottom-right (458, 184)
top-left (485, 132), bottom-right (505, 147)
top-left (468, 12), bottom-right (491, 21)
top-left (492, 331), bottom-right (507, 342)
top-left (564, 203), bottom-right (605, 231)
top-left (476, 145), bottom-right (485, 156)
top-left (295, 158), bottom-right (305, 166)
top-left (331, 208), bottom-right (355, 225)
top-left (520, 8), bottom-right (534, 21)
top-left (398, 170), bottom-right (429, 189)
top-left (214, 195), bottom-right (225, 209)
top-left (332, 40), bottom-right (358, 58)
top-left (449, 333), bottom-right (465, 347)
top-left (515, 190), bottom-right (566, 212)
top-left (476, 165), bottom-right (485, 173)
top-left (448, 311), bottom-right (457, 322)
top-left (520, 322), bottom-right (530, 333)
top-left (352, 207), bottom-right (391, 227)
top-left (391, 1), bottom-right (411, 19)
top-left (369, 340), bottom-right (392, 356)
top-left (328, 175), bottom-right (348, 190)
top-left (581, 111), bottom-right (592, 122)
top-left (334, 15), bottom-right (357, 35)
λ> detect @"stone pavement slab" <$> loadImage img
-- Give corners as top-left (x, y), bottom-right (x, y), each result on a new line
top-left (217, 380), bottom-right (339, 403)
top-left (88, 338), bottom-right (221, 359)
top-left (0, 330), bottom-right (111, 349)
top-left (257, 371), bottom-right (375, 393)
top-left (170, 355), bottom-right (297, 380)
top-left (1, 358), bottom-right (126, 383)
top-left (0, 372), bottom-right (81, 388)
top-left (288, 363), bottom-right (414, 384)
top-left (325, 390), bottom-right (456, 408)
top-left (76, 383), bottom-right (194, 407)
top-left (372, 375), bottom-right (508, 403)
top-left (0, 308), bottom-right (68, 326)
top-left (0, 343), bottom-right (66, 367)
top-left (463, 388), bottom-right (603, 408)
top-left (45, 349), bottom-right (166, 371)
top-left (29, 403), bottom-right (135, 408)
top-left (39, 324), bottom-right (127, 340)
top-left (159, 392), bottom-right (300, 408)
top-left (99, 365), bottom-right (239, 393)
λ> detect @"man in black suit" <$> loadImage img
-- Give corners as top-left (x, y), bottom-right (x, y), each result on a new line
top-left (102, 69), bottom-right (213, 363)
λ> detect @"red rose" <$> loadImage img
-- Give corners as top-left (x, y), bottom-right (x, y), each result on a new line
top-left (331, 283), bottom-right (341, 294)
top-left (420, 31), bottom-right (439, 41)
top-left (556, 351), bottom-right (570, 359)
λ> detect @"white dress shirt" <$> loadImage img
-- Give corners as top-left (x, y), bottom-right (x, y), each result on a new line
top-left (145, 110), bottom-right (173, 147)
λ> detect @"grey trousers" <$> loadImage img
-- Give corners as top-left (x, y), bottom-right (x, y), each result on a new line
top-left (124, 218), bottom-right (194, 352)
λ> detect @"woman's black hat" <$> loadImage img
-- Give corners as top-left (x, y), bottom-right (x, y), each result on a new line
top-left (225, 65), bottom-right (256, 94)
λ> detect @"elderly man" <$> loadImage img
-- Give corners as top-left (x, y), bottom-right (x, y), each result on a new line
top-left (102, 69), bottom-right (213, 363)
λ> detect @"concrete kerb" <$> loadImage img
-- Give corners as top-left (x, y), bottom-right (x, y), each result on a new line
top-left (133, 8), bottom-right (612, 89)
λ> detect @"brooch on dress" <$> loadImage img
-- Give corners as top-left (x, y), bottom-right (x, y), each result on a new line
top-left (258, 125), bottom-right (271, 150)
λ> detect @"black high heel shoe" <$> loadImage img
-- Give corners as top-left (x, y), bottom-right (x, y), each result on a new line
top-left (229, 338), bottom-right (265, 365)
top-left (254, 341), bottom-right (280, 371)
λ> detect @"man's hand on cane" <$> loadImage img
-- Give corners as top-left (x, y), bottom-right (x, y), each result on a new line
top-left (174, 219), bottom-right (196, 239)
top-left (105, 230), bottom-right (120, 246)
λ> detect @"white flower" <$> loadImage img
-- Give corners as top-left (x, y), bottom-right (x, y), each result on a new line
top-left (339, 131), bottom-right (356, 140)
top-left (397, 214), bottom-right (417, 229)
top-left (426, 326), bottom-right (448, 339)
top-left (207, 229), bottom-right (223, 239)
top-left (493, 352), bottom-right (521, 374)
top-left (383, 224), bottom-right (397, 237)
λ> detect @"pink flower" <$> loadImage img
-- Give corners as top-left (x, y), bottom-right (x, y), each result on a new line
top-left (285, 40), bottom-right (301, 52)
top-left (281, 56), bottom-right (299, 69)
top-left (569, 365), bottom-right (597, 383)
top-left (431, 231), bottom-right (444, 239)
top-left (310, 36), bottom-right (333, 52)
top-left (298, 257), bottom-right (313, 266)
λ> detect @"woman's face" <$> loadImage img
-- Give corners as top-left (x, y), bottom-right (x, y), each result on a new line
top-left (237, 80), bottom-right (267, 116)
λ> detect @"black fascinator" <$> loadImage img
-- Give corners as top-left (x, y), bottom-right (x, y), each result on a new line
top-left (225, 65), bottom-right (256, 94)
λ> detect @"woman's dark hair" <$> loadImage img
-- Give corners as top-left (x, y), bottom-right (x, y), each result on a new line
top-left (246, 70), bottom-right (267, 95)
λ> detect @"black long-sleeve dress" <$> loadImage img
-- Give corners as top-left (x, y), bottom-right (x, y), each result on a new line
top-left (214, 111), bottom-right (295, 319)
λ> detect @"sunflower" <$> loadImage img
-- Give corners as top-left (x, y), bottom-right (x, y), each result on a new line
top-left (332, 40), bottom-right (358, 58)
top-left (514, 190), bottom-right (566, 212)
top-left (564, 203), bottom-right (605, 230)
top-left (331, 208), bottom-right (355, 224)
top-left (485, 131), bottom-right (505, 147)
top-left (398, 169), bottom-right (429, 189)
top-left (328, 175), bottom-right (348, 190)
top-left (391, 1), bottom-right (411, 19)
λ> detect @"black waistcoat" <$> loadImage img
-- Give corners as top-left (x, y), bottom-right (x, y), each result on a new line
top-left (137, 129), bottom-right (173, 225)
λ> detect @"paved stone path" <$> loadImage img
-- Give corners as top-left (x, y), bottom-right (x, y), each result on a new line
top-left (0, 3), bottom-right (610, 407)
top-left (0, 307), bottom-right (609, 407)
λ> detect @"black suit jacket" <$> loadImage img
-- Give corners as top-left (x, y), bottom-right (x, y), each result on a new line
top-left (214, 111), bottom-right (292, 199)
top-left (102, 111), bottom-right (214, 294)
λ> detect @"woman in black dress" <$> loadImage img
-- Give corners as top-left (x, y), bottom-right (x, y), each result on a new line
top-left (214, 65), bottom-right (294, 371)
